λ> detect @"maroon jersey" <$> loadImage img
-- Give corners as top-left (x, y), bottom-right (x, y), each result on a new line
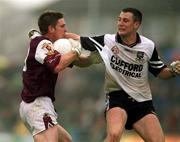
top-left (21, 36), bottom-right (61, 103)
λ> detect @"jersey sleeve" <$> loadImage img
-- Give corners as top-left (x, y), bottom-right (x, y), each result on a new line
top-left (35, 40), bottom-right (61, 72)
top-left (80, 35), bottom-right (105, 51)
top-left (148, 47), bottom-right (167, 76)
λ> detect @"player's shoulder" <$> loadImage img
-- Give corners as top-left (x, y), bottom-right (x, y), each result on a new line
top-left (104, 34), bottom-right (116, 45)
top-left (139, 35), bottom-right (155, 47)
top-left (31, 36), bottom-right (49, 43)
top-left (104, 34), bottom-right (116, 40)
top-left (30, 36), bottom-right (51, 48)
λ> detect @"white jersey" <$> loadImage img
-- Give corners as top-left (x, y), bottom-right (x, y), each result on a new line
top-left (81, 34), bottom-right (166, 102)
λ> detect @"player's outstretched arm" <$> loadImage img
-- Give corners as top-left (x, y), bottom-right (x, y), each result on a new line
top-left (73, 57), bottom-right (93, 67)
top-left (64, 32), bottom-right (80, 40)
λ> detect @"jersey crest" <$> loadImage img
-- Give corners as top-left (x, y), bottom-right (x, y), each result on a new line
top-left (135, 51), bottom-right (145, 63)
top-left (111, 46), bottom-right (120, 55)
top-left (42, 43), bottom-right (55, 56)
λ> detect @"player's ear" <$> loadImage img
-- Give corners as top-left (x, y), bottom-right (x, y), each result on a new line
top-left (48, 25), bottom-right (55, 33)
top-left (134, 21), bottom-right (140, 29)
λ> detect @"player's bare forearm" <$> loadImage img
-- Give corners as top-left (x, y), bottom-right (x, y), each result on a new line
top-left (159, 60), bottom-right (180, 79)
top-left (158, 67), bottom-right (174, 79)
top-left (64, 32), bottom-right (80, 40)
top-left (54, 51), bottom-right (78, 73)
top-left (73, 56), bottom-right (93, 67)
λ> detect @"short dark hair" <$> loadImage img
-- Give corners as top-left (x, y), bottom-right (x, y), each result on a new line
top-left (38, 10), bottom-right (64, 35)
top-left (122, 8), bottom-right (142, 24)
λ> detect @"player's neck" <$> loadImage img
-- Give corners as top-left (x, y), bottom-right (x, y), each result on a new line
top-left (44, 34), bottom-right (55, 42)
top-left (121, 32), bottom-right (137, 46)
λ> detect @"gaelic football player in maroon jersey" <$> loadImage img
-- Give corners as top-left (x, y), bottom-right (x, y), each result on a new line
top-left (19, 10), bottom-right (81, 142)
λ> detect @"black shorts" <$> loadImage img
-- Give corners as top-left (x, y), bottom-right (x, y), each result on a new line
top-left (105, 90), bottom-right (156, 130)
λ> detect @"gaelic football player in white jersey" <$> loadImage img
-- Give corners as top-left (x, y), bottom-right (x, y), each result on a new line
top-left (79, 7), bottom-right (180, 142)
top-left (19, 10), bottom-right (82, 142)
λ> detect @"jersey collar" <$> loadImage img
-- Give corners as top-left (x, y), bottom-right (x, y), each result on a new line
top-left (115, 33), bottom-right (141, 47)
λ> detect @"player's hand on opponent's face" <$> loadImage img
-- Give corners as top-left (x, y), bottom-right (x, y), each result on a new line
top-left (170, 60), bottom-right (180, 76)
top-left (69, 38), bottom-right (82, 56)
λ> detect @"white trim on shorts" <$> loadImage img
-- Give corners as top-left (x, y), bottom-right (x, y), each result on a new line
top-left (19, 96), bottom-right (58, 136)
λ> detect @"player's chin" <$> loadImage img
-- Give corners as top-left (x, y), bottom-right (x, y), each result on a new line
top-left (118, 31), bottom-right (127, 36)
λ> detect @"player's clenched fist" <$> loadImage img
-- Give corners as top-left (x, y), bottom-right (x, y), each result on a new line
top-left (170, 60), bottom-right (180, 76)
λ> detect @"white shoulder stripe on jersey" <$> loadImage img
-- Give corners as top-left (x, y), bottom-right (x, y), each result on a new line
top-left (150, 64), bottom-right (165, 69)
top-left (149, 60), bottom-right (164, 68)
top-left (35, 39), bottom-right (52, 64)
top-left (89, 37), bottom-right (103, 51)
top-left (149, 61), bottom-right (163, 64)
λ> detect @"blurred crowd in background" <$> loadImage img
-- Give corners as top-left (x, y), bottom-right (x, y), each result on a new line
top-left (0, 0), bottom-right (180, 142)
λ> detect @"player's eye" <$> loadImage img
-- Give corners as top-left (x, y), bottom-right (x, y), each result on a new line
top-left (123, 18), bottom-right (129, 23)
